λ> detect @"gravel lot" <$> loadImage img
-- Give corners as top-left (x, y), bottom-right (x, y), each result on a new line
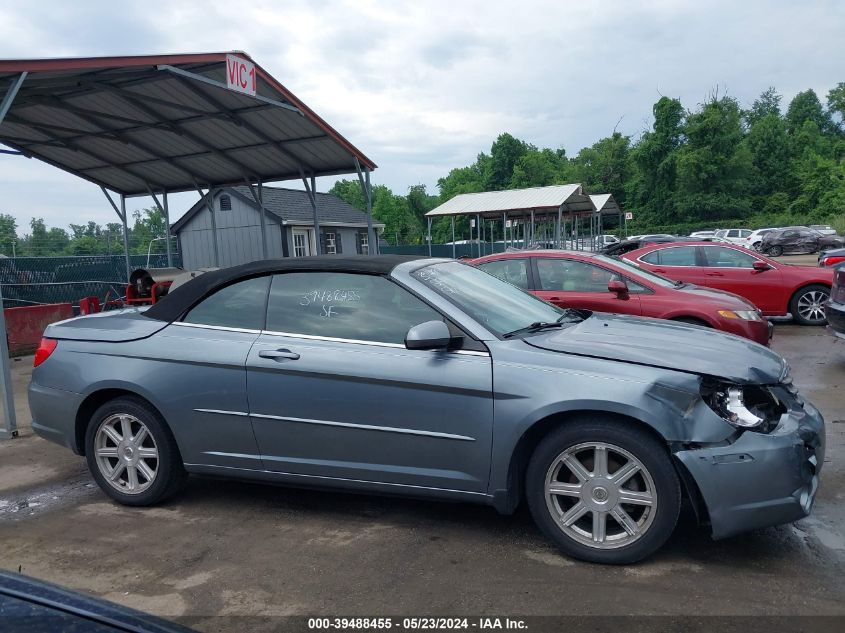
top-left (1, 318), bottom-right (843, 629)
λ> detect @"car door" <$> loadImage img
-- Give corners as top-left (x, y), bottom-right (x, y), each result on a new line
top-left (246, 271), bottom-right (493, 493)
top-left (531, 257), bottom-right (642, 315)
top-left (154, 276), bottom-right (270, 469)
top-left (635, 245), bottom-right (710, 286)
top-left (699, 245), bottom-right (783, 313)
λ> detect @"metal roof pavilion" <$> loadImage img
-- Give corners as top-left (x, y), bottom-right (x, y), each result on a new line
top-left (425, 183), bottom-right (594, 218)
top-left (0, 52), bottom-right (379, 440)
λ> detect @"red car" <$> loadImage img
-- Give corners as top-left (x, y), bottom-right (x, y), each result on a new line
top-left (621, 242), bottom-right (834, 326)
top-left (471, 250), bottom-right (772, 345)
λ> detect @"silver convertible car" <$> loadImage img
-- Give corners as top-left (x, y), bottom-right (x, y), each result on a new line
top-left (29, 256), bottom-right (824, 564)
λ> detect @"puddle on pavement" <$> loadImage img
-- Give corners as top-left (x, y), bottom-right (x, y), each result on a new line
top-left (0, 474), bottom-right (98, 522)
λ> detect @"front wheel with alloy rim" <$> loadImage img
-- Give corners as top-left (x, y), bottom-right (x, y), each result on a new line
top-left (526, 418), bottom-right (681, 564)
top-left (789, 284), bottom-right (830, 326)
top-left (85, 396), bottom-right (187, 506)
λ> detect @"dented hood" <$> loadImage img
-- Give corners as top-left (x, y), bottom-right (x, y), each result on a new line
top-left (524, 313), bottom-right (786, 384)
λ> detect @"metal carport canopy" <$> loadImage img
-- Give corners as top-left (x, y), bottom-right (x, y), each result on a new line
top-left (0, 51), bottom-right (376, 193)
top-left (0, 52), bottom-right (378, 440)
top-left (424, 184), bottom-right (594, 219)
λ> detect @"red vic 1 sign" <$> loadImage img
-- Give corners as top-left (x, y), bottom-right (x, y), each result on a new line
top-left (226, 54), bottom-right (256, 96)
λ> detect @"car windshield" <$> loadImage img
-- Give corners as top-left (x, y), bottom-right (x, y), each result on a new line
top-left (595, 254), bottom-right (679, 288)
top-left (412, 261), bottom-right (580, 337)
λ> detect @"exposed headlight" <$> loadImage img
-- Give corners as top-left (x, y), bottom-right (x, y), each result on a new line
top-left (717, 309), bottom-right (762, 321)
top-left (701, 381), bottom-right (786, 432)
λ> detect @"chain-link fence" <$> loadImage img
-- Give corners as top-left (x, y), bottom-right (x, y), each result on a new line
top-left (0, 253), bottom-right (182, 309)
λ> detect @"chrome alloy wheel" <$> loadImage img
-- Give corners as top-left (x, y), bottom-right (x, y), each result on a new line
top-left (796, 290), bottom-right (828, 323)
top-left (94, 414), bottom-right (159, 494)
top-left (544, 442), bottom-right (657, 549)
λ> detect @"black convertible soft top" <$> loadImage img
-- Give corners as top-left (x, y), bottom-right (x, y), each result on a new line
top-left (143, 255), bottom-right (425, 323)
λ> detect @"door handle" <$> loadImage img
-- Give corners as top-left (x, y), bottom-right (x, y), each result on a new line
top-left (653, 268), bottom-right (666, 273)
top-left (259, 349), bottom-right (300, 361)
top-left (705, 272), bottom-right (724, 277)
top-left (549, 296), bottom-right (562, 301)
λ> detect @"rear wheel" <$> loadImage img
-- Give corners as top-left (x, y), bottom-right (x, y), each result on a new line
top-left (767, 245), bottom-right (784, 257)
top-left (526, 418), bottom-right (681, 564)
top-left (85, 396), bottom-right (187, 506)
top-left (789, 284), bottom-right (830, 326)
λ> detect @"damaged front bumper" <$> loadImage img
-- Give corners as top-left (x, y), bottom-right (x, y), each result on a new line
top-left (674, 394), bottom-right (825, 540)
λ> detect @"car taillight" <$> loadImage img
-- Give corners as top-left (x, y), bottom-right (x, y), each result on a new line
top-left (821, 255), bottom-right (845, 268)
top-left (33, 338), bottom-right (57, 367)
top-left (833, 269), bottom-right (845, 303)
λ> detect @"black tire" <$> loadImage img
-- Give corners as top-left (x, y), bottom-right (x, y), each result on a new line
top-left (525, 417), bottom-right (681, 564)
top-left (767, 245), bottom-right (783, 257)
top-left (85, 396), bottom-right (188, 506)
top-left (789, 284), bottom-right (830, 326)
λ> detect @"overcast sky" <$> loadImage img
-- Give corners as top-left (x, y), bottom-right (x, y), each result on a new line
top-left (1, 0), bottom-right (844, 232)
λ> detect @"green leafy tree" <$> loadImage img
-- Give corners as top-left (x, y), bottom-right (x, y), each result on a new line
top-left (485, 133), bottom-right (532, 190)
top-left (744, 87), bottom-right (782, 128)
top-left (0, 213), bottom-right (18, 256)
top-left (510, 148), bottom-right (570, 188)
top-left (626, 97), bottom-right (685, 225)
top-left (570, 133), bottom-right (631, 206)
top-left (675, 96), bottom-right (753, 222)
top-left (786, 89), bottom-right (832, 135)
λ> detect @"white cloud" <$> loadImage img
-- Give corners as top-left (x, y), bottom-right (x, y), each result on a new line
top-left (1, 0), bottom-right (844, 232)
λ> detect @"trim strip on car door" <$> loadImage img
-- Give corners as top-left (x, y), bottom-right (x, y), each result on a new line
top-left (196, 408), bottom-right (475, 442)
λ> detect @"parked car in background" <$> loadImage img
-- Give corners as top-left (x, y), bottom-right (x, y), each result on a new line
top-left (28, 256), bottom-right (825, 564)
top-left (689, 230), bottom-right (718, 239)
top-left (825, 265), bottom-right (845, 339)
top-left (471, 250), bottom-right (772, 345)
top-left (746, 228), bottom-right (778, 251)
top-left (594, 234), bottom-right (620, 248)
top-left (760, 226), bottom-right (845, 256)
top-left (714, 228), bottom-right (752, 245)
top-left (809, 224), bottom-right (837, 236)
top-left (622, 242), bottom-right (835, 325)
top-left (819, 248), bottom-right (845, 268)
top-left (602, 235), bottom-right (696, 257)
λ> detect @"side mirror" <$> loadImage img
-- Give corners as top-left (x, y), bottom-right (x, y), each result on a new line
top-left (752, 261), bottom-right (771, 272)
top-left (608, 278), bottom-right (629, 295)
top-left (405, 320), bottom-right (452, 350)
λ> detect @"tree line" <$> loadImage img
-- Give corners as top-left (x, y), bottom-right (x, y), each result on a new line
top-left (329, 83), bottom-right (845, 244)
top-left (0, 207), bottom-right (169, 258)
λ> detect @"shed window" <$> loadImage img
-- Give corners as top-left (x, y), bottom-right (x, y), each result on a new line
top-left (356, 230), bottom-right (369, 255)
top-left (219, 195), bottom-right (231, 211)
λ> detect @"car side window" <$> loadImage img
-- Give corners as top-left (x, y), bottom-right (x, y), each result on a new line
top-left (265, 272), bottom-right (442, 344)
top-left (739, 230), bottom-right (752, 238)
top-left (536, 258), bottom-right (616, 293)
top-left (476, 258), bottom-right (529, 290)
top-left (702, 246), bottom-right (757, 268)
top-left (640, 246), bottom-right (697, 267)
top-left (782, 231), bottom-right (797, 238)
top-left (182, 276), bottom-right (270, 330)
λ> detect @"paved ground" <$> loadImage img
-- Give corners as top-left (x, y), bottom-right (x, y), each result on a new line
top-left (1, 323), bottom-right (843, 628)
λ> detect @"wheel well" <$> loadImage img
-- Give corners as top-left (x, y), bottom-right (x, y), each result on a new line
top-left (501, 410), bottom-right (694, 514)
top-left (74, 389), bottom-right (157, 455)
top-left (790, 283), bottom-right (831, 305)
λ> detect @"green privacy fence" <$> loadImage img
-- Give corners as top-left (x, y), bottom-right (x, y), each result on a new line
top-left (0, 254), bottom-right (182, 308)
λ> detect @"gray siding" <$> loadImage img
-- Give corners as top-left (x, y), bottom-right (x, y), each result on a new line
top-left (178, 191), bottom-right (284, 269)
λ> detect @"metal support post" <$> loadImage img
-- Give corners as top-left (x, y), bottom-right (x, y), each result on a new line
top-left (163, 192), bottom-right (173, 267)
top-left (193, 183), bottom-right (219, 267)
top-left (1, 73), bottom-right (28, 437)
top-left (300, 168), bottom-right (321, 255)
top-left (556, 206), bottom-right (563, 248)
top-left (451, 217), bottom-right (456, 259)
top-left (120, 195), bottom-right (131, 279)
top-left (354, 158), bottom-right (376, 255)
top-left (502, 213), bottom-right (507, 249)
top-left (258, 179), bottom-right (268, 259)
top-left (427, 217), bottom-right (432, 257)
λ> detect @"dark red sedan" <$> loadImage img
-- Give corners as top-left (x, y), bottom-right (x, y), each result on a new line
top-left (471, 250), bottom-right (772, 345)
top-left (621, 242), bottom-right (834, 325)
